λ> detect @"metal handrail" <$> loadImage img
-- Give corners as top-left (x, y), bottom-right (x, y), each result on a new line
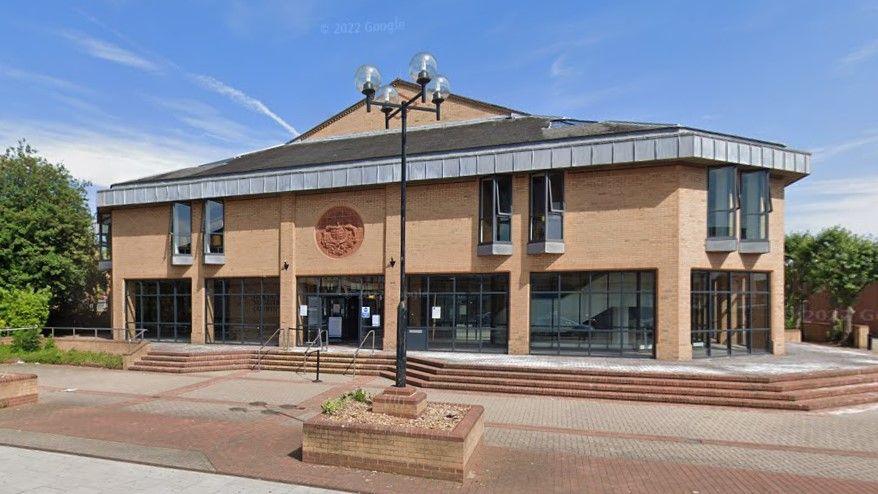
top-left (43, 327), bottom-right (147, 342)
top-left (0, 327), bottom-right (37, 337)
top-left (297, 329), bottom-right (328, 374)
top-left (344, 329), bottom-right (376, 377)
top-left (253, 326), bottom-right (286, 371)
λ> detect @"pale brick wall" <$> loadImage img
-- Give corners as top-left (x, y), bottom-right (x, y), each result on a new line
top-left (108, 163), bottom-right (788, 360)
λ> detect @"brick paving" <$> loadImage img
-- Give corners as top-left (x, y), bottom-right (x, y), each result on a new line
top-left (0, 362), bottom-right (877, 493)
top-left (0, 445), bottom-right (338, 493)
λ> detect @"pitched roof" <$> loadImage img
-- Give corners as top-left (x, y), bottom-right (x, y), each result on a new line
top-left (291, 79), bottom-right (528, 142)
top-left (115, 116), bottom-right (683, 186)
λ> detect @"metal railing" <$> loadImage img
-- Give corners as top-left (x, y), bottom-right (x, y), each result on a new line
top-left (297, 329), bottom-right (328, 375)
top-left (344, 329), bottom-right (376, 377)
top-left (43, 327), bottom-right (147, 342)
top-left (253, 326), bottom-right (288, 371)
top-left (0, 327), bottom-right (37, 337)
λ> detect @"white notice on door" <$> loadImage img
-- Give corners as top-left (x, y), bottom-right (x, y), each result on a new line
top-left (431, 306), bottom-right (441, 319)
top-left (299, 305), bottom-right (308, 317)
top-left (371, 314), bottom-right (381, 327)
top-left (328, 317), bottom-right (342, 337)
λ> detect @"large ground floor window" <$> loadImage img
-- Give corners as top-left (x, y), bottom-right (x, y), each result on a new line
top-left (530, 271), bottom-right (656, 357)
top-left (297, 276), bottom-right (384, 347)
top-left (406, 273), bottom-right (509, 353)
top-left (127, 279), bottom-right (191, 342)
top-left (206, 277), bottom-right (279, 345)
top-left (691, 270), bottom-right (771, 358)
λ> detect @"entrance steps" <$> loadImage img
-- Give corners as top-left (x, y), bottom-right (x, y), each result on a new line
top-left (128, 348), bottom-right (396, 375)
top-left (130, 347), bottom-right (878, 410)
top-left (377, 356), bottom-right (878, 411)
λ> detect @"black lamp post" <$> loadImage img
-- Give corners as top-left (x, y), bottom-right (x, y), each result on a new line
top-left (354, 53), bottom-right (451, 387)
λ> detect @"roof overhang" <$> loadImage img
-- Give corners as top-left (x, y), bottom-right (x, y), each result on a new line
top-left (97, 128), bottom-right (810, 208)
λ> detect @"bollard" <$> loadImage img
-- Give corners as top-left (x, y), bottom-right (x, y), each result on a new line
top-left (313, 350), bottom-right (322, 383)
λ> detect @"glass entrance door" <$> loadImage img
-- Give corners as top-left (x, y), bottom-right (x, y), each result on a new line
top-left (297, 276), bottom-right (384, 348)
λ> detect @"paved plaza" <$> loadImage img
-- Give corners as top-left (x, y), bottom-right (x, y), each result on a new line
top-left (0, 445), bottom-right (339, 494)
top-left (0, 350), bottom-right (877, 493)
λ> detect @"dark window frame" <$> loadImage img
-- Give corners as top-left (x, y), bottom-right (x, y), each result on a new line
top-left (529, 271), bottom-right (656, 357)
top-left (739, 170), bottom-right (773, 241)
top-left (171, 202), bottom-right (192, 255)
top-left (206, 277), bottom-right (279, 345)
top-left (127, 279), bottom-right (192, 342)
top-left (706, 166), bottom-right (739, 239)
top-left (690, 270), bottom-right (771, 358)
top-left (406, 273), bottom-right (509, 353)
top-left (479, 176), bottom-right (512, 244)
top-left (529, 171), bottom-right (565, 242)
top-left (204, 199), bottom-right (225, 255)
top-left (97, 211), bottom-right (112, 261)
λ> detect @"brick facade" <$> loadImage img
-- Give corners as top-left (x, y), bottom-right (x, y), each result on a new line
top-left (108, 163), bottom-right (787, 361)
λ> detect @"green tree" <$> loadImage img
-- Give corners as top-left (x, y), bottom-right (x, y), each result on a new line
top-left (0, 141), bottom-right (97, 319)
top-left (784, 231), bottom-right (816, 328)
top-left (0, 287), bottom-right (51, 351)
top-left (808, 227), bottom-right (878, 341)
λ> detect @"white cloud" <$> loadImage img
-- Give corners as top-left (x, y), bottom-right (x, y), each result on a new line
top-left (0, 64), bottom-right (90, 93)
top-left (550, 54), bottom-right (576, 79)
top-left (786, 176), bottom-right (878, 235)
top-left (0, 118), bottom-right (243, 185)
top-left (62, 31), bottom-right (161, 72)
top-left (190, 74), bottom-right (299, 136)
top-left (811, 131), bottom-right (878, 162)
top-left (150, 97), bottom-right (261, 143)
top-left (839, 39), bottom-right (878, 65)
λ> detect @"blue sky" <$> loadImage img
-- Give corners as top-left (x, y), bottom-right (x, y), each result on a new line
top-left (1, 1), bottom-right (876, 233)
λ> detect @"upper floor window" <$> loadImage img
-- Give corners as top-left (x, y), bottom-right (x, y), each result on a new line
top-left (171, 202), bottom-right (192, 255)
top-left (479, 176), bottom-right (512, 244)
top-left (97, 212), bottom-right (111, 261)
top-left (739, 170), bottom-right (772, 241)
top-left (530, 172), bottom-right (564, 242)
top-left (204, 200), bottom-right (224, 254)
top-left (707, 166), bottom-right (738, 239)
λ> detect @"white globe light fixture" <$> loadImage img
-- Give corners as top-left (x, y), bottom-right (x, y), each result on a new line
top-left (351, 53), bottom-right (453, 389)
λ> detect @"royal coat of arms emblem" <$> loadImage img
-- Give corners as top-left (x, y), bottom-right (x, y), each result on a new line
top-left (315, 206), bottom-right (364, 258)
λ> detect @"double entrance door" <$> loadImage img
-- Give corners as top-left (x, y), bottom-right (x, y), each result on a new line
top-left (298, 276), bottom-right (384, 348)
top-left (306, 294), bottom-right (383, 346)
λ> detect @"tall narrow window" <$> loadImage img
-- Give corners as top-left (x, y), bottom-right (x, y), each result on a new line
top-left (739, 170), bottom-right (772, 241)
top-left (479, 176), bottom-right (512, 244)
top-left (172, 202), bottom-right (192, 255)
top-left (707, 166), bottom-right (738, 238)
top-left (204, 200), bottom-right (224, 254)
top-left (530, 172), bottom-right (564, 242)
top-left (97, 212), bottom-right (111, 261)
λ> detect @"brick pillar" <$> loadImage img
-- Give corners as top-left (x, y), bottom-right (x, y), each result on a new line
top-left (508, 174), bottom-right (530, 355)
top-left (656, 170), bottom-right (690, 361)
top-left (383, 184), bottom-right (401, 351)
top-left (190, 202), bottom-right (206, 344)
top-left (112, 272), bottom-right (126, 340)
top-left (771, 268), bottom-right (786, 355)
top-left (279, 193), bottom-right (297, 348)
top-left (655, 265), bottom-right (691, 361)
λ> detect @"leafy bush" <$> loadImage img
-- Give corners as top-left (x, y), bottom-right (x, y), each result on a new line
top-left (0, 287), bottom-right (50, 352)
top-left (348, 388), bottom-right (371, 403)
top-left (42, 337), bottom-right (56, 350)
top-left (0, 345), bottom-right (122, 369)
top-left (321, 397), bottom-right (344, 415)
top-left (0, 286), bottom-right (50, 329)
top-left (321, 389), bottom-right (373, 415)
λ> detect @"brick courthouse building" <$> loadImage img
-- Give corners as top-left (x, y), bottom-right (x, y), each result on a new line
top-left (96, 80), bottom-right (810, 361)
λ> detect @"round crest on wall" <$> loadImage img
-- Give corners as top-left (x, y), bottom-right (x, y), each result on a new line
top-left (315, 206), bottom-right (365, 258)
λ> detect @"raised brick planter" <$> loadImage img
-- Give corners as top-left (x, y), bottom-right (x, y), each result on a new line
top-left (302, 403), bottom-right (484, 482)
top-left (0, 373), bottom-right (38, 409)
